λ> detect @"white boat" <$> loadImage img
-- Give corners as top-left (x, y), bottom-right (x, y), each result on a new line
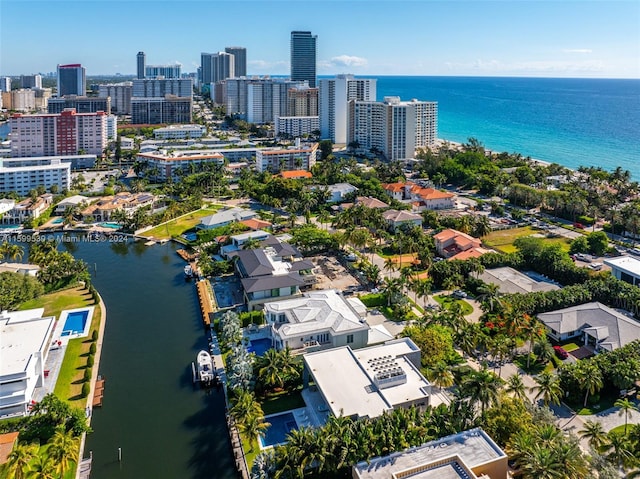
top-left (184, 264), bottom-right (193, 279)
top-left (196, 350), bottom-right (214, 384)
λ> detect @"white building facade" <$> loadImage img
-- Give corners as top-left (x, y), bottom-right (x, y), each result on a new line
top-left (348, 96), bottom-right (437, 161)
top-left (0, 157), bottom-right (71, 195)
top-left (255, 143), bottom-right (318, 173)
top-left (319, 75), bottom-right (376, 144)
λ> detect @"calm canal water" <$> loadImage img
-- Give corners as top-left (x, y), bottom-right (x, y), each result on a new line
top-left (50, 237), bottom-right (236, 478)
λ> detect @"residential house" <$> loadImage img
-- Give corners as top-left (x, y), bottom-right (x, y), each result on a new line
top-left (279, 170), bottom-right (313, 180)
top-left (382, 209), bottom-right (423, 232)
top-left (604, 255), bottom-right (640, 287)
top-left (0, 263), bottom-right (40, 276)
top-left (220, 230), bottom-right (272, 258)
top-left (383, 181), bottom-right (456, 210)
top-left (3, 194), bottom-right (53, 224)
top-left (322, 183), bottom-right (358, 203)
top-left (0, 199), bottom-right (15, 216)
top-left (263, 289), bottom-right (369, 353)
top-left (434, 228), bottom-right (492, 260)
top-left (197, 207), bottom-right (257, 230)
top-left (234, 239), bottom-right (315, 310)
top-left (0, 308), bottom-right (56, 418)
top-left (81, 192), bottom-right (154, 222)
top-left (352, 428), bottom-right (508, 479)
top-left (301, 338), bottom-right (432, 422)
top-left (239, 218), bottom-right (272, 231)
top-left (476, 267), bottom-right (560, 294)
top-left (54, 194), bottom-right (88, 215)
top-left (341, 196), bottom-right (389, 211)
top-left (537, 302), bottom-right (640, 353)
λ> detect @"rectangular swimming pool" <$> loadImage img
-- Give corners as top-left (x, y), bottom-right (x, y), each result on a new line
top-left (247, 338), bottom-right (272, 357)
top-left (260, 412), bottom-right (298, 448)
top-left (61, 310), bottom-right (89, 336)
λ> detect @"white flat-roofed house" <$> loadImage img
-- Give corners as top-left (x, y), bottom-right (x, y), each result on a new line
top-left (54, 194), bottom-right (88, 215)
top-left (537, 301), bottom-right (640, 353)
top-left (264, 289), bottom-right (369, 353)
top-left (322, 183), bottom-right (358, 203)
top-left (0, 263), bottom-right (40, 276)
top-left (0, 309), bottom-right (55, 418)
top-left (302, 338), bottom-right (431, 421)
top-left (604, 255), bottom-right (640, 287)
top-left (197, 207), bottom-right (257, 230)
top-left (220, 230), bottom-right (271, 258)
top-left (0, 199), bottom-right (15, 216)
top-left (352, 428), bottom-right (508, 479)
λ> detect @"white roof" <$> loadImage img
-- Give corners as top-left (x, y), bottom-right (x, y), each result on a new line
top-left (604, 255), bottom-right (640, 277)
top-left (199, 207), bottom-right (256, 227)
top-left (230, 230), bottom-right (270, 242)
top-left (265, 290), bottom-right (369, 339)
top-left (56, 195), bottom-right (88, 207)
top-left (0, 309), bottom-right (54, 376)
top-left (327, 183), bottom-right (358, 193)
top-left (303, 338), bottom-right (430, 419)
top-left (477, 267), bottom-right (560, 294)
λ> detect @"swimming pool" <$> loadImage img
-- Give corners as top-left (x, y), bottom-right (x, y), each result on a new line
top-left (247, 338), bottom-right (272, 357)
top-left (259, 412), bottom-right (298, 448)
top-left (59, 307), bottom-right (94, 338)
top-left (52, 218), bottom-right (64, 224)
top-left (97, 222), bottom-right (121, 229)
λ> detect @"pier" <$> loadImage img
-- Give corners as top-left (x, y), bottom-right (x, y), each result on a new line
top-left (92, 377), bottom-right (105, 407)
top-left (195, 280), bottom-right (214, 327)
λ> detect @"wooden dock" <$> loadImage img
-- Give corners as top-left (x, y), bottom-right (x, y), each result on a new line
top-left (196, 280), bottom-right (214, 328)
top-left (176, 248), bottom-right (197, 262)
top-left (92, 377), bottom-right (105, 407)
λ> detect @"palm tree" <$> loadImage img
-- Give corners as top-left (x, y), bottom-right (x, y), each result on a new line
top-left (603, 431), bottom-right (635, 471)
top-left (3, 442), bottom-right (38, 479)
top-left (46, 427), bottom-right (79, 477)
top-left (505, 373), bottom-right (528, 403)
top-left (531, 371), bottom-right (563, 407)
top-left (238, 414), bottom-right (270, 452)
top-left (0, 243), bottom-right (24, 262)
top-left (460, 367), bottom-right (502, 415)
top-left (426, 362), bottom-right (455, 392)
top-left (614, 398), bottom-right (639, 433)
top-left (533, 339), bottom-right (555, 365)
top-left (476, 282), bottom-right (502, 313)
top-left (415, 279), bottom-right (432, 310)
top-left (576, 362), bottom-right (603, 408)
top-left (579, 420), bottom-right (607, 451)
top-left (26, 454), bottom-right (56, 479)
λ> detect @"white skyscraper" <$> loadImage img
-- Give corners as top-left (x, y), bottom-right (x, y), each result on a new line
top-left (319, 74), bottom-right (376, 144)
top-left (348, 96), bottom-right (437, 161)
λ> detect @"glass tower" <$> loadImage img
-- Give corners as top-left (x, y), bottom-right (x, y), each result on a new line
top-left (290, 31), bottom-right (317, 88)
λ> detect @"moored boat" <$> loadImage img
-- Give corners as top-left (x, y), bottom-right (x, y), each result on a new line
top-left (184, 264), bottom-right (193, 279)
top-left (196, 350), bottom-right (214, 385)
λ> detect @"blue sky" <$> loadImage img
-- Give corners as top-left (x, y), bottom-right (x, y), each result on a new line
top-left (1, 0), bottom-right (639, 78)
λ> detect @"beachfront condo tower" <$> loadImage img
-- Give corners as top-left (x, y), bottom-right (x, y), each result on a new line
top-left (290, 31), bottom-right (317, 88)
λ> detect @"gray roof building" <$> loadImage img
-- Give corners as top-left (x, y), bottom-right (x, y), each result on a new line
top-left (537, 301), bottom-right (640, 352)
top-left (476, 267), bottom-right (560, 294)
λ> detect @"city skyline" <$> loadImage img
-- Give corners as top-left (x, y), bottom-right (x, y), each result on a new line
top-left (1, 1), bottom-right (639, 79)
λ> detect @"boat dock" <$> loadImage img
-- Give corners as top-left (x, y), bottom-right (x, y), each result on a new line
top-left (176, 248), bottom-right (198, 262)
top-left (92, 377), bottom-right (105, 407)
top-left (196, 280), bottom-right (214, 328)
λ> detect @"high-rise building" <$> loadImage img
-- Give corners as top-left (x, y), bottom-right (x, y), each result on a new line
top-left (290, 31), bottom-right (317, 88)
top-left (132, 78), bottom-right (192, 98)
top-left (287, 86), bottom-right (318, 116)
top-left (48, 96), bottom-right (111, 114)
top-left (225, 47), bottom-right (247, 77)
top-left (98, 82), bottom-right (133, 115)
top-left (319, 74), bottom-right (376, 144)
top-left (137, 52), bottom-right (146, 79)
top-left (57, 64), bottom-right (86, 96)
top-left (0, 157), bottom-right (71, 196)
top-left (130, 96), bottom-right (192, 124)
top-left (348, 96), bottom-right (437, 161)
top-left (20, 75), bottom-right (42, 89)
top-left (145, 64), bottom-right (182, 79)
top-left (200, 52), bottom-right (235, 91)
top-left (10, 109), bottom-right (109, 158)
top-left (0, 77), bottom-right (11, 92)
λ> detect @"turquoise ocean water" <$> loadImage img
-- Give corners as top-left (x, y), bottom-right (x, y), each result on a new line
top-left (1, 76), bottom-right (637, 176)
top-left (374, 76), bottom-right (640, 177)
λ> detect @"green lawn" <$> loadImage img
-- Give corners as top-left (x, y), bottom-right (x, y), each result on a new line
top-left (261, 387), bottom-right (305, 416)
top-left (432, 294), bottom-right (474, 316)
top-left (483, 226), bottom-right (572, 253)
top-left (561, 342), bottom-right (580, 352)
top-left (609, 424), bottom-right (633, 435)
top-left (575, 393), bottom-right (619, 415)
top-left (144, 206), bottom-right (222, 240)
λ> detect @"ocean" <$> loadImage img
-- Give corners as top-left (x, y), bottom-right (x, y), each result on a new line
top-left (374, 76), bottom-right (640, 178)
top-left (1, 76), bottom-right (637, 177)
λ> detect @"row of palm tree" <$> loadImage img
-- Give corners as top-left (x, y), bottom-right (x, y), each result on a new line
top-left (2, 427), bottom-right (79, 479)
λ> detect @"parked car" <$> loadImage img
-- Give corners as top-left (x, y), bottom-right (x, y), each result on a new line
top-left (452, 290), bottom-right (468, 299)
top-left (553, 345), bottom-right (569, 359)
top-left (573, 222), bottom-right (586, 229)
top-left (345, 253), bottom-right (357, 261)
top-left (589, 262), bottom-right (603, 271)
top-left (575, 253), bottom-right (592, 262)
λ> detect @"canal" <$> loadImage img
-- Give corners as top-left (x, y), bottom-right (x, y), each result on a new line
top-left (57, 237), bottom-right (236, 478)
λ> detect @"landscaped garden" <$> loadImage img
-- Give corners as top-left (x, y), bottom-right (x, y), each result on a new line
top-left (433, 294), bottom-right (474, 316)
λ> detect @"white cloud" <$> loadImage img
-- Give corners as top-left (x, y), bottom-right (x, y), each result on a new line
top-left (444, 58), bottom-right (605, 75)
top-left (321, 55), bottom-right (369, 69)
top-left (562, 49), bottom-right (593, 54)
